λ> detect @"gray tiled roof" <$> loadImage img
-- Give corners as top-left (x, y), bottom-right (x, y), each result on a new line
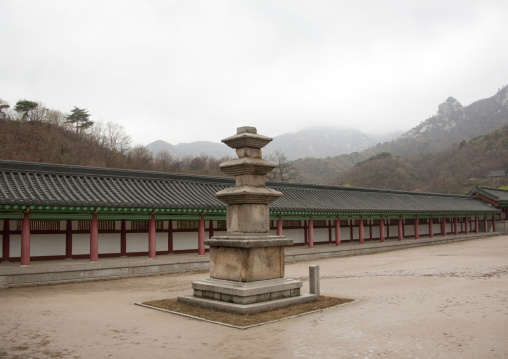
top-left (0, 160), bottom-right (499, 216)
top-left (468, 186), bottom-right (508, 204)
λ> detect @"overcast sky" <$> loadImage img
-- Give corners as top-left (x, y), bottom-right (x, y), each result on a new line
top-left (1, 1), bottom-right (507, 146)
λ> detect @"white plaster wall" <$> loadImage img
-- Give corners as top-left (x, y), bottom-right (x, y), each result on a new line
top-left (371, 226), bottom-right (381, 238)
top-left (31, 234), bottom-right (66, 256)
top-left (173, 232), bottom-right (198, 251)
top-left (284, 228), bottom-right (305, 244)
top-left (352, 227), bottom-right (359, 240)
top-left (419, 224), bottom-right (429, 235)
top-left (340, 227), bottom-right (350, 240)
top-left (9, 234), bottom-right (20, 257)
top-left (405, 225), bottom-right (414, 236)
top-left (388, 225), bottom-right (398, 237)
top-left (433, 224), bottom-right (441, 234)
top-left (98, 233), bottom-right (120, 254)
top-left (156, 232), bottom-right (168, 251)
top-left (470, 219), bottom-right (477, 232)
top-left (446, 223), bottom-right (452, 232)
top-left (126, 233), bottom-right (148, 252)
top-left (73, 233), bottom-right (90, 255)
top-left (313, 228), bottom-right (329, 242)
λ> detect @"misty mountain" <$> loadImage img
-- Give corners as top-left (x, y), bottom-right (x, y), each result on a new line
top-left (263, 128), bottom-right (402, 160)
top-left (146, 128), bottom-right (402, 161)
top-left (146, 140), bottom-right (235, 159)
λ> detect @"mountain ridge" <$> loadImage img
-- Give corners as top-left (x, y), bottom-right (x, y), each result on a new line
top-left (295, 84), bottom-right (508, 183)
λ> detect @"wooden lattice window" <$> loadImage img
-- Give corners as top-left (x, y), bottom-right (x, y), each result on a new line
top-left (131, 221), bottom-right (148, 231)
top-left (177, 221), bottom-right (198, 230)
top-left (99, 221), bottom-right (115, 231)
top-left (216, 220), bottom-right (227, 229)
top-left (17, 220), bottom-right (60, 231)
top-left (131, 220), bottom-right (163, 231)
top-left (78, 221), bottom-right (90, 231)
top-left (313, 220), bottom-right (327, 227)
top-left (283, 220), bottom-right (301, 228)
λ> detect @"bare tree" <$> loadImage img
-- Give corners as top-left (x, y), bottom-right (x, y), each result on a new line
top-left (0, 99), bottom-right (11, 120)
top-left (128, 145), bottom-right (153, 170)
top-left (266, 150), bottom-right (301, 182)
top-left (154, 150), bottom-right (180, 172)
top-left (45, 109), bottom-right (67, 126)
top-left (103, 121), bottom-right (132, 154)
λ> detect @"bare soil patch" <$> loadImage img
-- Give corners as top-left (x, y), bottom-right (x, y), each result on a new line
top-left (142, 296), bottom-right (354, 328)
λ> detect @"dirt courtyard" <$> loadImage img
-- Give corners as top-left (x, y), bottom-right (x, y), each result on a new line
top-left (1, 236), bottom-right (507, 359)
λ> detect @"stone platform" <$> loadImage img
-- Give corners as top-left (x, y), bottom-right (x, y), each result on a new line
top-left (178, 277), bottom-right (317, 314)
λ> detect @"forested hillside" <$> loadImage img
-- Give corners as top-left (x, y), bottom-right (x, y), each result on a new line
top-left (332, 126), bottom-right (508, 194)
top-left (0, 99), bottom-right (229, 176)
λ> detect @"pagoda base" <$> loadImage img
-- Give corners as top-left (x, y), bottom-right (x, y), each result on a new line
top-left (178, 277), bottom-right (317, 314)
top-left (205, 235), bottom-right (293, 282)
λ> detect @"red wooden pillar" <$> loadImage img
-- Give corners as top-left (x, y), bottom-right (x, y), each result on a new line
top-left (277, 216), bottom-right (283, 236)
top-left (454, 217), bottom-right (458, 235)
top-left (359, 217), bottom-right (364, 244)
top-left (414, 217), bottom-right (419, 239)
top-left (442, 217), bottom-right (447, 236)
top-left (308, 217), bottom-right (314, 248)
top-left (198, 215), bottom-right (205, 255)
top-left (90, 213), bottom-right (98, 262)
top-left (335, 217), bottom-right (341, 246)
top-left (484, 216), bottom-right (488, 232)
top-left (398, 218), bottom-right (403, 241)
top-left (65, 219), bottom-right (72, 259)
top-left (21, 212), bottom-right (30, 266)
top-left (148, 214), bottom-right (156, 259)
top-left (379, 218), bottom-right (385, 242)
top-left (2, 219), bottom-right (10, 262)
top-left (120, 219), bottom-right (127, 256)
top-left (429, 218), bottom-right (434, 238)
top-left (492, 215), bottom-right (496, 232)
top-left (465, 217), bottom-right (470, 234)
top-left (475, 216), bottom-right (479, 233)
top-left (168, 219), bottom-right (173, 253)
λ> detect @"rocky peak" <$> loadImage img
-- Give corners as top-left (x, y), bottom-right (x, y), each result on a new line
top-left (495, 85), bottom-right (508, 107)
top-left (400, 96), bottom-right (466, 140)
top-left (437, 97), bottom-right (464, 118)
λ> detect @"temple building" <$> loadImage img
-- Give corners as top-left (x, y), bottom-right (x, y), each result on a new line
top-left (469, 186), bottom-right (508, 220)
top-left (0, 159), bottom-right (502, 265)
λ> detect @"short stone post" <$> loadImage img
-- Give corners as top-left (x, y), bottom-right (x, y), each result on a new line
top-left (309, 265), bottom-right (320, 296)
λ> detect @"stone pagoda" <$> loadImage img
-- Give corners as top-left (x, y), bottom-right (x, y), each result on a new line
top-left (178, 126), bottom-right (316, 314)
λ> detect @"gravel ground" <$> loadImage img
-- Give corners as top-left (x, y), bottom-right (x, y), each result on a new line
top-left (0, 236), bottom-right (507, 359)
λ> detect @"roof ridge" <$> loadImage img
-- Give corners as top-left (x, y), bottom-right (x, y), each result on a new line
top-left (0, 159), bottom-right (234, 185)
top-left (269, 180), bottom-right (472, 199)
